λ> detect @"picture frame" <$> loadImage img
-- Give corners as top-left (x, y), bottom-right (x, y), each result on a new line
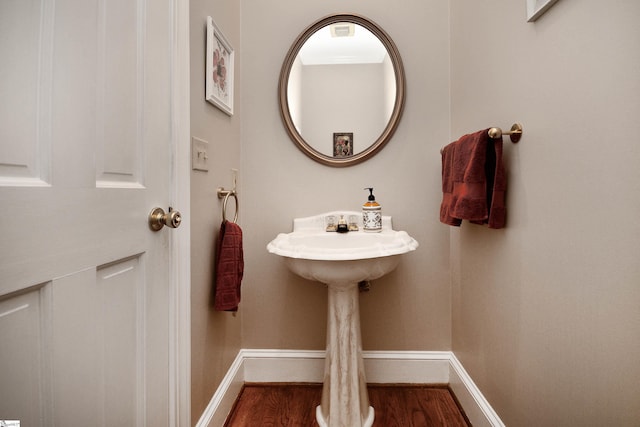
top-left (527, 0), bottom-right (561, 22)
top-left (333, 133), bottom-right (354, 157)
top-left (206, 16), bottom-right (234, 115)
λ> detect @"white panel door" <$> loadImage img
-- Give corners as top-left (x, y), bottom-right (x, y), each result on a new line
top-left (0, 0), bottom-right (189, 426)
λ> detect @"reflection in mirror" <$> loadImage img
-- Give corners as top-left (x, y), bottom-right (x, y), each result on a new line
top-left (288, 23), bottom-right (395, 157)
top-left (279, 15), bottom-right (405, 167)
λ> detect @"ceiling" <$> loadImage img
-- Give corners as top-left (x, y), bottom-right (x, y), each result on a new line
top-left (297, 23), bottom-right (388, 65)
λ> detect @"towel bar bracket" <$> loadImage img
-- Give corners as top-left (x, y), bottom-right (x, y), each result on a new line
top-left (488, 123), bottom-right (523, 143)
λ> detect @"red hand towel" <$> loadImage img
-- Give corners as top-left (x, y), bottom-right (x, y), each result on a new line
top-left (440, 129), bottom-right (506, 229)
top-left (214, 220), bottom-right (244, 311)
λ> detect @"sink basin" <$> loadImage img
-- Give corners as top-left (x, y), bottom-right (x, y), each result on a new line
top-left (267, 227), bottom-right (418, 286)
top-left (267, 212), bottom-right (418, 426)
top-left (267, 213), bottom-right (417, 285)
top-left (268, 229), bottom-right (417, 261)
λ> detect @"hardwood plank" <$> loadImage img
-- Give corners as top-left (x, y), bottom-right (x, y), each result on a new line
top-left (369, 385), bottom-right (469, 427)
top-left (225, 383), bottom-right (470, 427)
top-left (225, 383), bottom-right (321, 426)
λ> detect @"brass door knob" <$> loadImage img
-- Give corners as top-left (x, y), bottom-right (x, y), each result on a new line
top-left (149, 207), bottom-right (182, 231)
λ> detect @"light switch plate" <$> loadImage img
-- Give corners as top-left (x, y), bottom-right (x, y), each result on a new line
top-left (191, 137), bottom-right (209, 171)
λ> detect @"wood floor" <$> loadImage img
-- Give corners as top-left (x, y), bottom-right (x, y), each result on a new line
top-left (224, 383), bottom-right (470, 427)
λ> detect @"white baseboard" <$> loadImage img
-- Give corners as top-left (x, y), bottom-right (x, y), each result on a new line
top-left (195, 349), bottom-right (504, 427)
top-left (448, 353), bottom-right (505, 427)
top-left (195, 352), bottom-right (244, 427)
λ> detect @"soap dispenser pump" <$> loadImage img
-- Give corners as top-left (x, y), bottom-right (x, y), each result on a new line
top-left (362, 188), bottom-right (382, 232)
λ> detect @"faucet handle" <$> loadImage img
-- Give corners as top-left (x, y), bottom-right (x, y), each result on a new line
top-left (325, 215), bottom-right (337, 232)
top-left (348, 215), bottom-right (359, 231)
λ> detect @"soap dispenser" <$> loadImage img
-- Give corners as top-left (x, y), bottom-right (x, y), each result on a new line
top-left (362, 188), bottom-right (382, 232)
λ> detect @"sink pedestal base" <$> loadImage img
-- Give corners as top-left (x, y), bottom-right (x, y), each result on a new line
top-left (316, 282), bottom-right (374, 427)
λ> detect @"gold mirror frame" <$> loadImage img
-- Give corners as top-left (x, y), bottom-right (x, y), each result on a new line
top-left (278, 14), bottom-right (406, 167)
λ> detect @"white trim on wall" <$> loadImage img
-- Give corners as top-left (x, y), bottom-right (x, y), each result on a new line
top-left (169, 0), bottom-right (191, 425)
top-left (195, 350), bottom-right (504, 427)
top-left (449, 353), bottom-right (506, 427)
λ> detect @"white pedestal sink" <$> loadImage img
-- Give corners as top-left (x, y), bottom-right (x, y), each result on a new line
top-left (267, 212), bottom-right (418, 427)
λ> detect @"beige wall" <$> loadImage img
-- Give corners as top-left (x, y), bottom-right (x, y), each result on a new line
top-left (189, 0), bottom-right (241, 423)
top-left (450, 1), bottom-right (640, 426)
top-left (240, 0), bottom-right (451, 352)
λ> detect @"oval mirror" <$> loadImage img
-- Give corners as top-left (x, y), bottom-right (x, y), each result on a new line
top-left (278, 14), bottom-right (406, 167)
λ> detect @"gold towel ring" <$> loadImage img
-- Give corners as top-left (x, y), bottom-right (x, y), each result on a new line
top-left (217, 187), bottom-right (239, 223)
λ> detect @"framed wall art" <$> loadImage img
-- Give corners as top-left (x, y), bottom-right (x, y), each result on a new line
top-left (527, 0), bottom-right (561, 22)
top-left (333, 133), bottom-right (353, 157)
top-left (206, 16), bottom-right (234, 115)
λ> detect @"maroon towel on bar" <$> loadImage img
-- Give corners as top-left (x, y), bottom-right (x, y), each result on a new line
top-left (214, 220), bottom-right (244, 311)
top-left (440, 129), bottom-right (506, 229)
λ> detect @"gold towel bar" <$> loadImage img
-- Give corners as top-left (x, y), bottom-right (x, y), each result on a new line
top-left (440, 123), bottom-right (523, 154)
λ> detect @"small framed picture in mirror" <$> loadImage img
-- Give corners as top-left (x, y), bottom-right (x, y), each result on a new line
top-left (333, 133), bottom-right (353, 157)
